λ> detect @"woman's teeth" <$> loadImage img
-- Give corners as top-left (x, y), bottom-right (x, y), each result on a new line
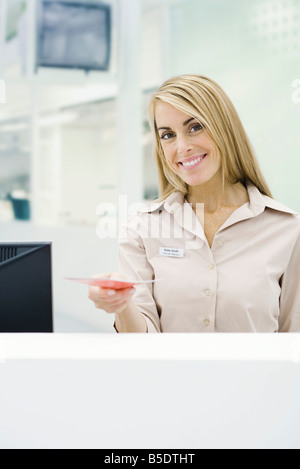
top-left (181, 154), bottom-right (206, 167)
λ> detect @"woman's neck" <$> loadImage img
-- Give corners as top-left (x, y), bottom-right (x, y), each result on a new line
top-left (186, 177), bottom-right (249, 214)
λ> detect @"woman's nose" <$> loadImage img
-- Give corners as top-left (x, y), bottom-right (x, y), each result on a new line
top-left (177, 135), bottom-right (193, 156)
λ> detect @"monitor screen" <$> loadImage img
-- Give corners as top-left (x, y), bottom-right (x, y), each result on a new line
top-left (36, 1), bottom-right (111, 71)
top-left (0, 242), bottom-right (53, 333)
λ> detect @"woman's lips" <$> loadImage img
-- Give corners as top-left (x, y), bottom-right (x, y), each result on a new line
top-left (178, 154), bottom-right (207, 170)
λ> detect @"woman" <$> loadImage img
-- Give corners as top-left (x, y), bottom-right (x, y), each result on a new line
top-left (88, 74), bottom-right (300, 333)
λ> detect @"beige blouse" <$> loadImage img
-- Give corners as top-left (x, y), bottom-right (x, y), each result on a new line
top-left (118, 183), bottom-right (300, 333)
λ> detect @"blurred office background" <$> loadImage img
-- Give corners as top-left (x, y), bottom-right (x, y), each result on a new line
top-left (0, 0), bottom-right (299, 332)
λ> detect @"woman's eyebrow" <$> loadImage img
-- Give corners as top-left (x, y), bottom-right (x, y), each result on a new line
top-left (157, 117), bottom-right (196, 131)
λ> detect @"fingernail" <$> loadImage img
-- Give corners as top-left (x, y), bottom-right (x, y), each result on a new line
top-left (107, 290), bottom-right (116, 296)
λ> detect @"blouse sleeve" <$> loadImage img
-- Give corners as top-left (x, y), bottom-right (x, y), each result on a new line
top-left (117, 215), bottom-right (161, 333)
top-left (279, 219), bottom-right (300, 332)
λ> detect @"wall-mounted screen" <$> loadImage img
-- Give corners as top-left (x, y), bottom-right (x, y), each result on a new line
top-left (36, 0), bottom-right (111, 71)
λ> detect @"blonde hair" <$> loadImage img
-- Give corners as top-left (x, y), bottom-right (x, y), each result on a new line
top-left (148, 74), bottom-right (273, 201)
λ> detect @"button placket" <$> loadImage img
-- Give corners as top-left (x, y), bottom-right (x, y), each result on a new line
top-left (200, 251), bottom-right (216, 331)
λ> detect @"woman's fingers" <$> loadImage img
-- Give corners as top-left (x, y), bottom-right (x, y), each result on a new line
top-left (89, 286), bottom-right (135, 301)
top-left (88, 273), bottom-right (136, 315)
top-left (94, 291), bottom-right (134, 306)
top-left (93, 295), bottom-right (134, 314)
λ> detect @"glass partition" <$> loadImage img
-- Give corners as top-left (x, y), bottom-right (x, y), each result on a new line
top-left (168, 0), bottom-right (300, 210)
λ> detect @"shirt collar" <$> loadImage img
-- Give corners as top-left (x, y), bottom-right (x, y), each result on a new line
top-left (138, 183), bottom-right (298, 216)
top-left (247, 183), bottom-right (298, 216)
top-left (137, 191), bottom-right (185, 214)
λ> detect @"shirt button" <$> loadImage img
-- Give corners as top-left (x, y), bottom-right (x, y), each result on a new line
top-left (204, 319), bottom-right (211, 327)
top-left (217, 240), bottom-right (223, 247)
top-left (205, 289), bottom-right (211, 297)
top-left (209, 264), bottom-right (215, 271)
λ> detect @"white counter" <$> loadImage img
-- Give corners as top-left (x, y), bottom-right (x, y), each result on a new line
top-left (0, 334), bottom-right (299, 449)
top-left (1, 333), bottom-right (300, 361)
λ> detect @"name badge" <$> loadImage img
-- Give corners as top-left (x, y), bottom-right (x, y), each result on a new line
top-left (159, 247), bottom-right (184, 258)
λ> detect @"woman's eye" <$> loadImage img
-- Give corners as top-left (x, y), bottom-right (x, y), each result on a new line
top-left (190, 123), bottom-right (203, 133)
top-left (160, 132), bottom-right (175, 140)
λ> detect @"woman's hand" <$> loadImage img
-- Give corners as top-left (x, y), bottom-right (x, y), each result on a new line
top-left (88, 272), bottom-right (136, 315)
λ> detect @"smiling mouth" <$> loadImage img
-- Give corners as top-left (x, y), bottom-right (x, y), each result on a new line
top-left (179, 154), bottom-right (207, 168)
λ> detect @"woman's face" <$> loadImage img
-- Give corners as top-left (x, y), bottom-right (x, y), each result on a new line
top-left (155, 101), bottom-right (221, 187)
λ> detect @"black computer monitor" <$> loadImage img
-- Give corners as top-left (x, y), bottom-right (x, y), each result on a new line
top-left (0, 242), bottom-right (53, 333)
top-left (36, 1), bottom-right (112, 71)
